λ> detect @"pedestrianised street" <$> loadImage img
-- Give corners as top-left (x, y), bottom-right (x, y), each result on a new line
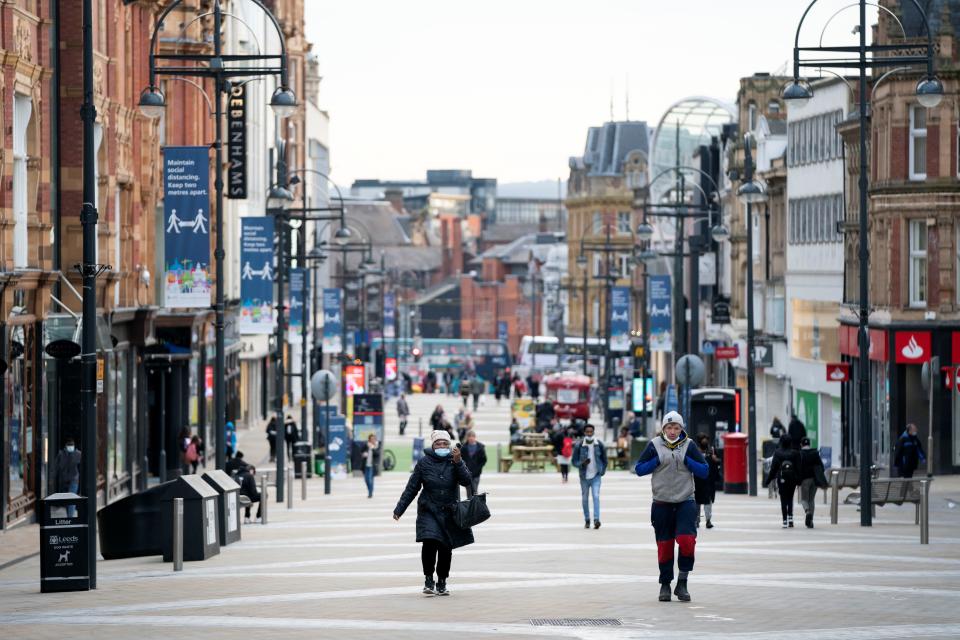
top-left (2, 395), bottom-right (959, 639)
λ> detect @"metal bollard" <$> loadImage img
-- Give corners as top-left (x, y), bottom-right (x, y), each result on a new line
top-left (496, 443), bottom-right (502, 471)
top-left (172, 497), bottom-right (184, 572)
top-left (920, 479), bottom-right (931, 544)
top-left (260, 474), bottom-right (268, 525)
top-left (159, 449), bottom-right (168, 483)
top-left (287, 467), bottom-right (294, 510)
top-left (419, 417), bottom-right (423, 437)
top-left (300, 461), bottom-right (307, 501)
top-left (830, 470), bottom-right (840, 525)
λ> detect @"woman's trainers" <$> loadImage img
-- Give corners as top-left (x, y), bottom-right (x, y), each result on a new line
top-left (423, 576), bottom-right (436, 595)
top-left (782, 519), bottom-right (789, 528)
top-left (436, 580), bottom-right (450, 596)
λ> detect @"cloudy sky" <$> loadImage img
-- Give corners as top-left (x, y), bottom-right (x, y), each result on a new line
top-left (304, 0), bottom-right (875, 186)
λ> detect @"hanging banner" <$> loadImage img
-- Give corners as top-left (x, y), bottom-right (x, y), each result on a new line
top-left (498, 321), bottom-right (508, 343)
top-left (288, 268), bottom-right (308, 343)
top-left (648, 275), bottom-right (672, 352)
top-left (610, 286), bottom-right (631, 352)
top-left (227, 83), bottom-right (247, 199)
top-left (163, 146), bottom-right (211, 308)
top-left (322, 288), bottom-right (343, 354)
top-left (239, 217), bottom-right (275, 334)
top-left (384, 292), bottom-right (396, 340)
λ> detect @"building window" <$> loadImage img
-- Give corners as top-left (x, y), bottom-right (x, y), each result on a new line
top-left (616, 211), bottom-right (631, 234)
top-left (909, 105), bottom-right (927, 181)
top-left (909, 219), bottom-right (928, 307)
top-left (748, 101), bottom-right (757, 131)
top-left (591, 212), bottom-right (602, 234)
top-left (768, 100), bottom-right (781, 115)
top-left (618, 254), bottom-right (631, 279)
top-left (13, 94), bottom-right (32, 269)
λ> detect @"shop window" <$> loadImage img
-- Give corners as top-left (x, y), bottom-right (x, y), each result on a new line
top-left (909, 219), bottom-right (928, 307)
top-left (909, 105), bottom-right (927, 181)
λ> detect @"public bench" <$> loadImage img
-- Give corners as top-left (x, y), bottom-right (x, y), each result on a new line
top-left (831, 475), bottom-right (932, 543)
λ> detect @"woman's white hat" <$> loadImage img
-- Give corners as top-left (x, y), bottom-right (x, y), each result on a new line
top-left (430, 430), bottom-right (451, 445)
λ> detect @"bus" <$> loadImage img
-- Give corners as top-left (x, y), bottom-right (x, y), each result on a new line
top-left (514, 335), bottom-right (606, 380)
top-left (371, 337), bottom-right (511, 382)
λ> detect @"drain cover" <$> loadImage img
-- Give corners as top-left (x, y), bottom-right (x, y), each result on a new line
top-left (530, 618), bottom-right (622, 627)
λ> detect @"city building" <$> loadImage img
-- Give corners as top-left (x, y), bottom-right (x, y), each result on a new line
top-left (836, 1), bottom-right (960, 474)
top-left (352, 169), bottom-right (496, 221)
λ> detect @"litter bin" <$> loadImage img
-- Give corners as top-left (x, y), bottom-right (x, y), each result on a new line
top-left (40, 493), bottom-right (90, 593)
top-left (201, 470), bottom-right (242, 546)
top-left (293, 441), bottom-right (312, 478)
top-left (98, 481), bottom-right (172, 559)
top-left (160, 475), bottom-right (220, 562)
top-left (722, 432), bottom-right (748, 494)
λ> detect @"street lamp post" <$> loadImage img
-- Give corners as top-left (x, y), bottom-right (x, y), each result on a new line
top-left (737, 137), bottom-right (767, 497)
top-left (784, 0), bottom-right (942, 524)
top-left (140, 0), bottom-right (296, 471)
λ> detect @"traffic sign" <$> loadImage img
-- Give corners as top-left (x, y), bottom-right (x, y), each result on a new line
top-left (310, 370), bottom-right (338, 401)
top-left (675, 354), bottom-right (706, 387)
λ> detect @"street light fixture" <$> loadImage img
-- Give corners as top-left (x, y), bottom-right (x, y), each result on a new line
top-left (709, 224), bottom-right (730, 243)
top-left (635, 222), bottom-right (654, 243)
top-left (141, 0), bottom-right (294, 476)
top-left (334, 226), bottom-right (353, 246)
top-left (780, 79), bottom-right (812, 108)
top-left (786, 0), bottom-right (941, 525)
top-left (736, 179), bottom-right (768, 205)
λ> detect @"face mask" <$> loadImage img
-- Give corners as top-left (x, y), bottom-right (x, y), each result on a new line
top-left (66, 446), bottom-right (75, 453)
top-left (585, 436), bottom-right (594, 443)
top-left (435, 448), bottom-right (451, 457)
top-left (665, 433), bottom-right (679, 443)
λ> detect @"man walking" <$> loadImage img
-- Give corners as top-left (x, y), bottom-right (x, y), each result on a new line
top-left (54, 438), bottom-right (82, 517)
top-left (634, 411), bottom-right (709, 602)
top-left (798, 437), bottom-right (828, 528)
top-left (894, 423), bottom-right (926, 478)
top-left (397, 394), bottom-right (410, 436)
top-left (572, 424), bottom-right (606, 529)
top-left (461, 430), bottom-right (487, 497)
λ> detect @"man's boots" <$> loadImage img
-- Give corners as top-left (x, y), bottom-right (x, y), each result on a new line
top-left (674, 579), bottom-right (691, 602)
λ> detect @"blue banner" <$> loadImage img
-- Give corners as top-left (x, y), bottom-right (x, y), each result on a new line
top-left (384, 292), bottom-right (396, 340)
top-left (322, 288), bottom-right (343, 354)
top-left (610, 286), bottom-right (630, 352)
top-left (498, 321), bottom-right (508, 343)
top-left (288, 268), bottom-right (308, 341)
top-left (164, 147), bottom-right (211, 308)
top-left (648, 275), bottom-right (672, 352)
top-left (239, 217), bottom-right (275, 334)
top-left (326, 415), bottom-right (348, 479)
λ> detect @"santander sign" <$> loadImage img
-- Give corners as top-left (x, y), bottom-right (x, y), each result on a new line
top-left (894, 331), bottom-right (931, 364)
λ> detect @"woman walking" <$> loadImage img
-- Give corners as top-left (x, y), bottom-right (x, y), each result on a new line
top-left (693, 433), bottom-right (720, 529)
top-left (764, 434), bottom-right (802, 528)
top-left (393, 430), bottom-right (474, 596)
top-left (362, 434), bottom-right (380, 498)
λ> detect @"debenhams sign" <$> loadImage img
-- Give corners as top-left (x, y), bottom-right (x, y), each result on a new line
top-left (227, 83), bottom-right (247, 199)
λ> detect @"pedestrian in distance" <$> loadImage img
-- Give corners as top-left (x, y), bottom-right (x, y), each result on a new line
top-left (894, 423), bottom-right (926, 478)
top-left (458, 411), bottom-right (475, 444)
top-left (54, 438), bottom-right (82, 517)
top-left (472, 376), bottom-right (483, 411)
top-left (572, 423), bottom-right (607, 529)
top-left (769, 416), bottom-right (786, 441)
top-left (634, 411), bottom-right (709, 603)
top-left (397, 394), bottom-right (410, 436)
top-left (494, 372), bottom-right (504, 406)
top-left (429, 405), bottom-right (445, 432)
top-left (393, 430), bottom-right (474, 596)
top-left (556, 428), bottom-right (574, 483)
top-left (798, 437), bottom-right (828, 528)
top-left (693, 433), bottom-right (720, 529)
top-left (284, 414), bottom-right (299, 459)
top-left (178, 426), bottom-right (191, 475)
top-left (461, 430), bottom-right (487, 497)
top-left (362, 433), bottom-right (380, 498)
top-left (787, 415), bottom-right (806, 450)
top-left (527, 373), bottom-right (540, 401)
top-left (266, 417), bottom-right (278, 462)
top-left (225, 450), bottom-right (248, 478)
top-left (186, 435), bottom-right (202, 474)
top-left (460, 373), bottom-right (472, 408)
top-left (764, 434), bottom-right (802, 528)
top-left (238, 465), bottom-right (262, 523)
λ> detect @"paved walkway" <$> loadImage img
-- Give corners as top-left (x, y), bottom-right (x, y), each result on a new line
top-left (2, 394), bottom-right (959, 639)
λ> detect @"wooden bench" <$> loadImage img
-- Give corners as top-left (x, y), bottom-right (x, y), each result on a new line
top-left (511, 445), bottom-right (553, 472)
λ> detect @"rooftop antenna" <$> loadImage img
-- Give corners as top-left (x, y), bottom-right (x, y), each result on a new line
top-left (609, 77), bottom-right (615, 121)
top-left (625, 73), bottom-right (630, 120)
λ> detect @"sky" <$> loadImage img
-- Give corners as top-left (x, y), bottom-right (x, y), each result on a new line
top-left (304, 0), bottom-right (877, 186)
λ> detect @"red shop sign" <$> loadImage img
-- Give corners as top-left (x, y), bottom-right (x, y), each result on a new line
top-left (840, 326), bottom-right (887, 361)
top-left (825, 362), bottom-right (850, 382)
top-left (952, 332), bottom-right (960, 364)
top-left (894, 331), bottom-right (931, 364)
top-left (715, 346), bottom-right (739, 360)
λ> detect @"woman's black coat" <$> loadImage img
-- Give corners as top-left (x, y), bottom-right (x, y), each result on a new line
top-left (394, 449), bottom-right (474, 549)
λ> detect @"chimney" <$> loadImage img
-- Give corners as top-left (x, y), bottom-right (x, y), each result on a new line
top-left (384, 189), bottom-right (405, 213)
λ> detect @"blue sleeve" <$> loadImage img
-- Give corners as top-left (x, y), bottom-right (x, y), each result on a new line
top-left (634, 442), bottom-right (659, 477)
top-left (684, 445), bottom-right (710, 479)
